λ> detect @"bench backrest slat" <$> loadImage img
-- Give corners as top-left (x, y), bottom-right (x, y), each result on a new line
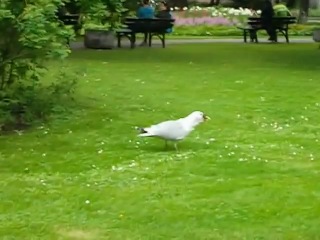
top-left (124, 18), bottom-right (175, 33)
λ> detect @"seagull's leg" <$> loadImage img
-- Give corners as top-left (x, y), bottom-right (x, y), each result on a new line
top-left (164, 140), bottom-right (168, 150)
top-left (174, 142), bottom-right (179, 152)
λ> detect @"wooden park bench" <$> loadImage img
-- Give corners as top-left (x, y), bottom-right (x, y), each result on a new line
top-left (116, 17), bottom-right (175, 49)
top-left (237, 16), bottom-right (296, 43)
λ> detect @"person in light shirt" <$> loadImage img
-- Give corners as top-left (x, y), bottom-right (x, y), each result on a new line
top-left (273, 0), bottom-right (292, 16)
top-left (137, 0), bottom-right (155, 46)
top-left (137, 0), bottom-right (155, 19)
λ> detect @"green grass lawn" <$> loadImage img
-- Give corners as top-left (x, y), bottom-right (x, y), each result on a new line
top-left (1, 43), bottom-right (320, 240)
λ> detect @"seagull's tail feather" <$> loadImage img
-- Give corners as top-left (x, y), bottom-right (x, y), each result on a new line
top-left (135, 126), bottom-right (156, 137)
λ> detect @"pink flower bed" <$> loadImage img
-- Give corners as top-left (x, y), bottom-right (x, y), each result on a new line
top-left (173, 15), bottom-right (238, 26)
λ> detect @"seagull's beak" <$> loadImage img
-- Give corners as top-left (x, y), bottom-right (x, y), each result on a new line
top-left (203, 114), bottom-right (211, 121)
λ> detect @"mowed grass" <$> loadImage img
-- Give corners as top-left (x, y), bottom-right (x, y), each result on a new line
top-left (1, 43), bottom-right (320, 240)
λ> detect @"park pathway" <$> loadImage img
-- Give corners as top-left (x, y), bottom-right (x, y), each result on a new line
top-left (70, 37), bottom-right (314, 49)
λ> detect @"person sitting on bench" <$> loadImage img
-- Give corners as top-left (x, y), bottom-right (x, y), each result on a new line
top-left (261, 0), bottom-right (276, 42)
top-left (155, 1), bottom-right (173, 33)
top-left (273, 0), bottom-right (292, 17)
top-left (137, 0), bottom-right (155, 46)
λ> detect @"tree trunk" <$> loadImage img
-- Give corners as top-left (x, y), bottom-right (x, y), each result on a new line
top-left (169, 0), bottom-right (188, 8)
top-left (298, 0), bottom-right (309, 23)
top-left (209, 0), bottom-right (220, 5)
top-left (286, 0), bottom-right (297, 8)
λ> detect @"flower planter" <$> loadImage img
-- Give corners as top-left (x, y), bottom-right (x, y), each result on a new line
top-left (84, 29), bottom-right (115, 49)
top-left (313, 29), bottom-right (320, 42)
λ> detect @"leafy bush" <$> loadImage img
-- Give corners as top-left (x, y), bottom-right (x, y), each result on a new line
top-left (0, 0), bottom-right (77, 132)
top-left (79, 0), bottom-right (127, 31)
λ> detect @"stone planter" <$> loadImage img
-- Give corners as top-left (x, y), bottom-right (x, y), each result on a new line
top-left (313, 29), bottom-right (320, 42)
top-left (84, 29), bottom-right (115, 49)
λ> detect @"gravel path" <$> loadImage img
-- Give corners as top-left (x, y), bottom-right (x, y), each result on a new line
top-left (71, 37), bottom-right (315, 49)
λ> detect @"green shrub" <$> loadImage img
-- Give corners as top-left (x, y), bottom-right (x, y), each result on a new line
top-left (0, 0), bottom-right (77, 132)
top-left (79, 0), bottom-right (127, 31)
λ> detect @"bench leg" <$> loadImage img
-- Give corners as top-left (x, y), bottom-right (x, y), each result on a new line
top-left (148, 33), bottom-right (152, 47)
top-left (117, 34), bottom-right (121, 48)
top-left (162, 34), bottom-right (165, 48)
top-left (274, 32), bottom-right (278, 43)
top-left (285, 30), bottom-right (289, 43)
top-left (130, 34), bottom-right (136, 49)
top-left (249, 30), bottom-right (258, 43)
top-left (243, 30), bottom-right (247, 43)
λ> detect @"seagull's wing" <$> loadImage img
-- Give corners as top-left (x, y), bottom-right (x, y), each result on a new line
top-left (138, 119), bottom-right (189, 140)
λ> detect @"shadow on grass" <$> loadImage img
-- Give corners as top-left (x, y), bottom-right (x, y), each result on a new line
top-left (136, 139), bottom-right (210, 152)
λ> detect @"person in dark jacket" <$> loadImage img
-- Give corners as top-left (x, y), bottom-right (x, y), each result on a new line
top-left (156, 1), bottom-right (171, 19)
top-left (261, 0), bottom-right (276, 42)
top-left (155, 1), bottom-right (173, 33)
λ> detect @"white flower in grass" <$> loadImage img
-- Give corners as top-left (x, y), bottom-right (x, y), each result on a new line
top-left (85, 200), bottom-right (90, 204)
top-left (310, 154), bottom-right (314, 161)
top-left (128, 161), bottom-right (137, 168)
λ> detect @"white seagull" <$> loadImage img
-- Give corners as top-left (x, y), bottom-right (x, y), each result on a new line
top-left (136, 111), bottom-right (210, 150)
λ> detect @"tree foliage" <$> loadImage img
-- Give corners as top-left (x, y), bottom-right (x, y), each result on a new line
top-left (82, 0), bottom-right (127, 30)
top-left (0, 0), bottom-right (77, 131)
top-left (60, 0), bottom-right (127, 30)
